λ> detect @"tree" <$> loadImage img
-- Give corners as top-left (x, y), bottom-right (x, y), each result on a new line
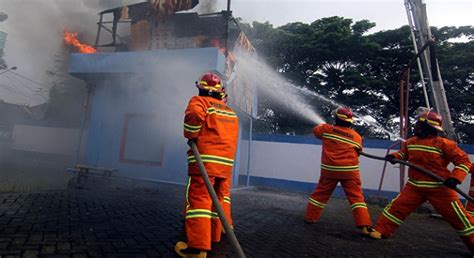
top-left (239, 17), bottom-right (474, 143)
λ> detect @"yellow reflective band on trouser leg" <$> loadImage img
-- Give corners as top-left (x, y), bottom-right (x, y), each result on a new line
top-left (351, 202), bottom-right (368, 210)
top-left (185, 209), bottom-right (213, 219)
top-left (224, 196), bottom-right (231, 204)
top-left (308, 197), bottom-right (325, 209)
top-left (451, 201), bottom-right (473, 235)
top-left (382, 209), bottom-right (403, 225)
top-left (185, 177), bottom-right (191, 210)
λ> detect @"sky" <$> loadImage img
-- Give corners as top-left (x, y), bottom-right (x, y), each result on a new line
top-left (0, 0), bottom-right (472, 105)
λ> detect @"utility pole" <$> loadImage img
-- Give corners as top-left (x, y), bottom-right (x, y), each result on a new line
top-left (405, 0), bottom-right (456, 140)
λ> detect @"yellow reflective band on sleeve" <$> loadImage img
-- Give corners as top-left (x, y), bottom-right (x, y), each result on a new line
top-left (407, 179), bottom-right (443, 188)
top-left (321, 163), bottom-right (359, 172)
top-left (407, 145), bottom-right (443, 155)
top-left (455, 164), bottom-right (470, 174)
top-left (382, 209), bottom-right (403, 225)
top-left (322, 133), bottom-right (361, 149)
top-left (211, 212), bottom-right (219, 219)
top-left (184, 123), bottom-right (202, 133)
top-left (308, 197), bottom-right (325, 209)
top-left (468, 211), bottom-right (474, 217)
top-left (224, 196), bottom-right (231, 204)
top-left (398, 152), bottom-right (406, 160)
top-left (207, 107), bottom-right (237, 118)
top-left (188, 154), bottom-right (235, 167)
top-left (451, 201), bottom-right (472, 229)
top-left (351, 202), bottom-right (368, 210)
top-left (185, 209), bottom-right (213, 219)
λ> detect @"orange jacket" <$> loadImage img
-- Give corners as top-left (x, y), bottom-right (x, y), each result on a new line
top-left (184, 96), bottom-right (239, 178)
top-left (314, 124), bottom-right (362, 179)
top-left (390, 136), bottom-right (471, 187)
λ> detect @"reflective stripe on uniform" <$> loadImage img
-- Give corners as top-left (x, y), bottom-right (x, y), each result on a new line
top-left (382, 209), bottom-right (403, 225)
top-left (321, 133), bottom-right (361, 149)
top-left (455, 164), bottom-right (470, 174)
top-left (451, 201), bottom-right (472, 230)
top-left (407, 144), bottom-right (443, 155)
top-left (407, 179), bottom-right (443, 188)
top-left (185, 177), bottom-right (191, 210)
top-left (351, 202), bottom-right (368, 210)
top-left (398, 152), bottom-right (406, 160)
top-left (308, 197), bottom-right (325, 209)
top-left (184, 123), bottom-right (202, 133)
top-left (207, 107), bottom-right (237, 118)
top-left (224, 196), bottom-right (231, 204)
top-left (382, 194), bottom-right (403, 225)
top-left (188, 154), bottom-right (234, 166)
top-left (211, 212), bottom-right (219, 219)
top-left (186, 209), bottom-right (213, 219)
top-left (321, 163), bottom-right (359, 172)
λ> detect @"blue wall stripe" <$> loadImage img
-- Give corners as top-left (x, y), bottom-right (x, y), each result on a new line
top-left (252, 134), bottom-right (474, 154)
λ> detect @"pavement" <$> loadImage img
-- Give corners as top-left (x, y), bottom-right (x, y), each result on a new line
top-left (0, 181), bottom-right (471, 257)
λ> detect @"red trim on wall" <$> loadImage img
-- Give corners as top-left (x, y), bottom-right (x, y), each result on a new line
top-left (119, 113), bottom-right (165, 167)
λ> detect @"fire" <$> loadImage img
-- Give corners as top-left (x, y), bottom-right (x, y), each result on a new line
top-left (63, 31), bottom-right (96, 54)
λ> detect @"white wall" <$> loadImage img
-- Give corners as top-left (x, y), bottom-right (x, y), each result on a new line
top-left (247, 140), bottom-right (474, 194)
top-left (12, 125), bottom-right (79, 156)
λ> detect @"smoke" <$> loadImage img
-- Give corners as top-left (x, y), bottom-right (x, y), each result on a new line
top-left (194, 0), bottom-right (219, 14)
top-left (0, 0), bottom-right (104, 105)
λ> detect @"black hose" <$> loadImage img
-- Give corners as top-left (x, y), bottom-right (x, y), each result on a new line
top-left (189, 141), bottom-right (246, 258)
top-left (359, 152), bottom-right (474, 204)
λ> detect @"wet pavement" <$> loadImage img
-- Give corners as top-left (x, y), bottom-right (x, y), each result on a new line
top-left (0, 182), bottom-right (471, 257)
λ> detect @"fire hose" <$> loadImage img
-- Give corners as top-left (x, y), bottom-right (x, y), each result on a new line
top-left (189, 140), bottom-right (246, 258)
top-left (359, 151), bottom-right (474, 204)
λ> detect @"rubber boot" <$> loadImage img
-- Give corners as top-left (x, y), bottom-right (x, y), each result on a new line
top-left (360, 226), bottom-right (375, 236)
top-left (368, 229), bottom-right (382, 239)
top-left (175, 241), bottom-right (207, 258)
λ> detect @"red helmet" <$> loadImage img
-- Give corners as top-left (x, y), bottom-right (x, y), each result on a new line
top-left (335, 107), bottom-right (353, 123)
top-left (196, 72), bottom-right (223, 93)
top-left (418, 111), bottom-right (443, 132)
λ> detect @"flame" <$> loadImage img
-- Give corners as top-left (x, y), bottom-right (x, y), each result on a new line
top-left (63, 31), bottom-right (96, 54)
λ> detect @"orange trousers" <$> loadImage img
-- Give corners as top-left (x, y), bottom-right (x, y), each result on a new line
top-left (184, 175), bottom-right (232, 251)
top-left (375, 183), bottom-right (474, 253)
top-left (305, 175), bottom-right (372, 227)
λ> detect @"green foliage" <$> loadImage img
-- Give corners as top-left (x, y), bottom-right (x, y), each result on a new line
top-left (239, 17), bottom-right (474, 143)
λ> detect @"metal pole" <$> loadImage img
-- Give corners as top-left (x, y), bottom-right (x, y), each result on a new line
top-left (246, 115), bottom-right (253, 187)
top-left (95, 13), bottom-right (103, 48)
top-left (74, 85), bottom-right (92, 166)
top-left (224, 0), bottom-right (231, 58)
top-left (189, 141), bottom-right (246, 258)
top-left (404, 0), bottom-right (430, 109)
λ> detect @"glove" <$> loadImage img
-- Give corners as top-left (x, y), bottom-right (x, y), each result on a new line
top-left (385, 155), bottom-right (396, 164)
top-left (443, 177), bottom-right (461, 189)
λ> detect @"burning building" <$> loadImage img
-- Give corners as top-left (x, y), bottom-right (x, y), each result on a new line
top-left (68, 0), bottom-right (256, 187)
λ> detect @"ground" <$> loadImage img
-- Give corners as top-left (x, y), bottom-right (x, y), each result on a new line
top-left (0, 182), bottom-right (471, 257)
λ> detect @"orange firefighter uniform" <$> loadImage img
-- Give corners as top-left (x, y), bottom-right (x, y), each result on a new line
top-left (183, 95), bottom-right (239, 251)
top-left (304, 123), bottom-right (372, 228)
top-left (374, 136), bottom-right (474, 251)
top-left (466, 165), bottom-right (474, 216)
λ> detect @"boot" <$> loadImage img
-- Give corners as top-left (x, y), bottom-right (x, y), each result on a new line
top-left (360, 226), bottom-right (375, 236)
top-left (368, 229), bottom-right (382, 239)
top-left (175, 241), bottom-right (207, 258)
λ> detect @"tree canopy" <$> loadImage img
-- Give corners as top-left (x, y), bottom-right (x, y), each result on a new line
top-left (238, 17), bottom-right (474, 143)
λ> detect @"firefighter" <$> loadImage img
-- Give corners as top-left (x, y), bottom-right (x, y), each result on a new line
top-left (369, 111), bottom-right (474, 253)
top-left (175, 72), bottom-right (239, 258)
top-left (465, 165), bottom-right (474, 216)
top-left (305, 107), bottom-right (373, 235)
